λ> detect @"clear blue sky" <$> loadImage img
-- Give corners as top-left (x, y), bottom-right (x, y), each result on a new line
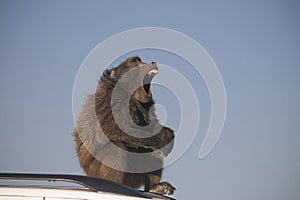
top-left (1, 1), bottom-right (300, 199)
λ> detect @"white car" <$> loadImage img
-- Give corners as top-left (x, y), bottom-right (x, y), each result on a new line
top-left (0, 173), bottom-right (175, 200)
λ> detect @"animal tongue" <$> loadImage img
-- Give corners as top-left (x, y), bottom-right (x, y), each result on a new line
top-left (143, 83), bottom-right (151, 96)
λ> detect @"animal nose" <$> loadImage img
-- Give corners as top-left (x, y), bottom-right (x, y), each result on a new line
top-left (151, 62), bottom-right (156, 66)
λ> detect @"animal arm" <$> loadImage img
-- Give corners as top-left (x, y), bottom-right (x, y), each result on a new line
top-left (107, 134), bottom-right (161, 151)
top-left (107, 128), bottom-right (174, 154)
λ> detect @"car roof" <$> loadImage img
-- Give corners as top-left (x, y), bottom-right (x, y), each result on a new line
top-left (0, 185), bottom-right (147, 200)
top-left (0, 173), bottom-right (175, 200)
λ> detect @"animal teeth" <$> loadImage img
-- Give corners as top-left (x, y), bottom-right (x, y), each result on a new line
top-left (148, 69), bottom-right (158, 75)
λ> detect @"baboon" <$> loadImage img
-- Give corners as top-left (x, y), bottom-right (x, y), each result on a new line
top-left (72, 56), bottom-right (175, 195)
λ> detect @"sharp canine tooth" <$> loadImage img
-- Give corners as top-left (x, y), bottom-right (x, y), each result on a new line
top-left (148, 69), bottom-right (158, 75)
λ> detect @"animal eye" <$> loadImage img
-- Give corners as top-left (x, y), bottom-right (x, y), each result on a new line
top-left (131, 57), bottom-right (141, 63)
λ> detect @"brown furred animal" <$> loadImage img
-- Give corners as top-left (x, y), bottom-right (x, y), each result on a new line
top-left (72, 56), bottom-right (175, 195)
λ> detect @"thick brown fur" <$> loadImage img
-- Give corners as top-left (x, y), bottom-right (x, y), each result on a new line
top-left (72, 56), bottom-right (175, 195)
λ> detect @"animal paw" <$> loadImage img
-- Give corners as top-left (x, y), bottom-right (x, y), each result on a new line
top-left (149, 182), bottom-right (176, 195)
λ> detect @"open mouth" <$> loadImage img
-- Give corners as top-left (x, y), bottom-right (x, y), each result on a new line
top-left (143, 67), bottom-right (158, 96)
